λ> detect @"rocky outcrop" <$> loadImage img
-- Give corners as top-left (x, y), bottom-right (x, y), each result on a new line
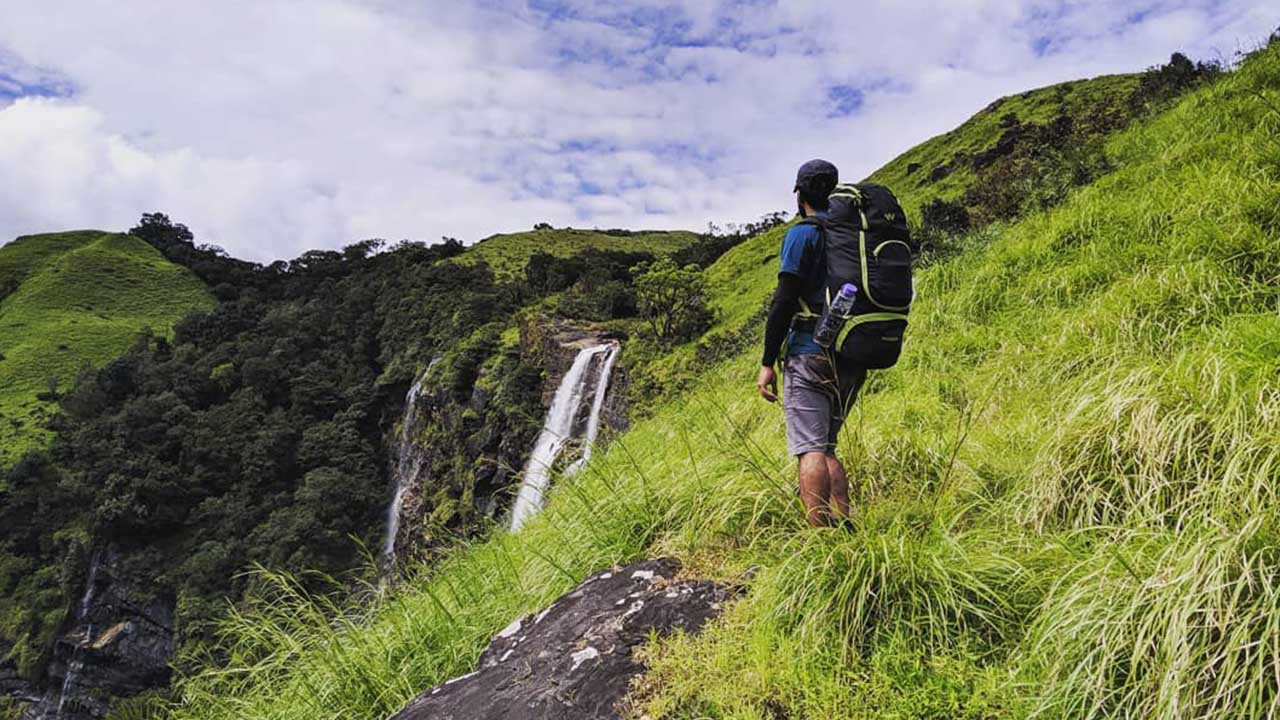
top-left (19, 548), bottom-right (174, 720)
top-left (388, 558), bottom-right (730, 720)
top-left (520, 317), bottom-right (627, 408)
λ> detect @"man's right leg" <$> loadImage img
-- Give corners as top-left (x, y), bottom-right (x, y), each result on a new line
top-left (798, 452), bottom-right (831, 527)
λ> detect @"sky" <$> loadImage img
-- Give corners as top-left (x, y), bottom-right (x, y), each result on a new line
top-left (0, 1), bottom-right (1276, 261)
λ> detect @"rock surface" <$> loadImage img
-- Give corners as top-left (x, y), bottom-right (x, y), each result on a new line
top-left (19, 548), bottom-right (175, 720)
top-left (388, 558), bottom-right (729, 720)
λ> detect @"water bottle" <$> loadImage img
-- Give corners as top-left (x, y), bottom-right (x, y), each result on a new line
top-left (814, 283), bottom-right (858, 348)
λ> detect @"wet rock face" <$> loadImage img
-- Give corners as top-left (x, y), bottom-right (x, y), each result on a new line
top-left (20, 548), bottom-right (175, 720)
top-left (519, 316), bottom-right (626, 406)
top-left (388, 558), bottom-right (730, 720)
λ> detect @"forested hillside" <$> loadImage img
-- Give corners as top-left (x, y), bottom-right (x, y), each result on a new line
top-left (0, 231), bottom-right (212, 467)
top-left (0, 212), bottom-right (750, 717)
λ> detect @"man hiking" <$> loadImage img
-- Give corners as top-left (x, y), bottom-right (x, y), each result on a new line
top-left (757, 159), bottom-right (916, 527)
top-left (756, 159), bottom-right (865, 527)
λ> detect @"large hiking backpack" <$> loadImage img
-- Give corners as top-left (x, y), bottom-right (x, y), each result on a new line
top-left (801, 183), bottom-right (916, 369)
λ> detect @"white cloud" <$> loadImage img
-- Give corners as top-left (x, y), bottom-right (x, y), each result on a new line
top-left (0, 0), bottom-right (1274, 261)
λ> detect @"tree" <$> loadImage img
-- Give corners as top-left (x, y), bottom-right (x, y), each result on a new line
top-left (632, 258), bottom-right (713, 344)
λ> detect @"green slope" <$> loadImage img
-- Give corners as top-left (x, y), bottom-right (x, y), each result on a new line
top-left (172, 45), bottom-right (1279, 720)
top-left (0, 231), bottom-right (214, 467)
top-left (869, 73), bottom-right (1141, 215)
top-left (458, 227), bottom-right (700, 278)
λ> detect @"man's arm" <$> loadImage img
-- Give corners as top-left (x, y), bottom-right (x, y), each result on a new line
top-left (758, 222), bottom-right (814, 402)
top-left (761, 272), bottom-right (803, 367)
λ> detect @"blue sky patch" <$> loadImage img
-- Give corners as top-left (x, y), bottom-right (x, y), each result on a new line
top-left (0, 72), bottom-right (72, 103)
top-left (827, 84), bottom-right (866, 117)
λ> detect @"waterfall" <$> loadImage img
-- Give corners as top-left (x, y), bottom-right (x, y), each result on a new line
top-left (509, 342), bottom-right (619, 532)
top-left (565, 343), bottom-right (620, 475)
top-left (51, 552), bottom-right (101, 719)
top-left (383, 358), bottom-right (439, 565)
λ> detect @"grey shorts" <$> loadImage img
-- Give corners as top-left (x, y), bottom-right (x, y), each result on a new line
top-left (782, 353), bottom-right (868, 456)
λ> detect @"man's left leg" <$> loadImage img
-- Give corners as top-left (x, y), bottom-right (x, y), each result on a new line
top-left (826, 360), bottom-right (868, 522)
top-left (826, 455), bottom-right (850, 519)
top-left (798, 452), bottom-right (832, 527)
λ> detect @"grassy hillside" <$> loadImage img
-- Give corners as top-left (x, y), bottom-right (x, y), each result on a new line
top-left (458, 227), bottom-right (700, 278)
top-left (0, 231), bottom-right (213, 467)
top-left (868, 73), bottom-right (1141, 216)
top-left (168, 43), bottom-right (1279, 720)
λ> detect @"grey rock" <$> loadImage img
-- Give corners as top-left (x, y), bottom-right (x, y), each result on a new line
top-left (20, 548), bottom-right (175, 720)
top-left (388, 558), bottom-right (730, 720)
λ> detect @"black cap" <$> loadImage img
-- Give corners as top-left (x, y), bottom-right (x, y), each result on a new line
top-left (794, 159), bottom-right (838, 196)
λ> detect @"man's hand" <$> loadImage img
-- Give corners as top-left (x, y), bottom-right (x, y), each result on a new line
top-left (757, 365), bottom-right (778, 403)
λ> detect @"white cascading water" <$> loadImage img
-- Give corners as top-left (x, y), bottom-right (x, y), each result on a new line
top-left (509, 342), bottom-right (619, 532)
top-left (383, 357), bottom-right (440, 565)
top-left (565, 344), bottom-right (620, 475)
top-left (50, 554), bottom-right (100, 719)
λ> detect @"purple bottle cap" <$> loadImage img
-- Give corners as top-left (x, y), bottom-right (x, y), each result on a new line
top-left (841, 283), bottom-right (857, 296)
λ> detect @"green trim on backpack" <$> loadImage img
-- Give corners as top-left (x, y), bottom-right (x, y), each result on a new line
top-left (846, 312), bottom-right (909, 327)
top-left (874, 239), bottom-right (913, 258)
top-left (833, 312), bottom-right (909, 353)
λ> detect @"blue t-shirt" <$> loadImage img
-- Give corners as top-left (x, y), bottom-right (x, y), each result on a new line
top-left (778, 213), bottom-right (828, 356)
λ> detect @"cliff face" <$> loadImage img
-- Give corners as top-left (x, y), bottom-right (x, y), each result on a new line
top-left (386, 314), bottom-right (629, 567)
top-left (18, 548), bottom-right (174, 720)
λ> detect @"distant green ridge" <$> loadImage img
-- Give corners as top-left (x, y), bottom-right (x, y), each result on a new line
top-left (0, 231), bottom-right (214, 467)
top-left (458, 227), bottom-right (701, 278)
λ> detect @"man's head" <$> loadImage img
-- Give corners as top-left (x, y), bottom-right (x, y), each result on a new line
top-left (794, 159), bottom-right (838, 216)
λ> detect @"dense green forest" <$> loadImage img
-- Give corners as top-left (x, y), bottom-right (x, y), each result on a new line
top-left (0, 210), bottom-right (763, 709)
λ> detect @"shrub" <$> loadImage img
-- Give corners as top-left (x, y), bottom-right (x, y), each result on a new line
top-left (632, 258), bottom-right (715, 344)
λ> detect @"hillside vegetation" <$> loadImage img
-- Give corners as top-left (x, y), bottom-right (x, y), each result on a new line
top-left (165, 42), bottom-right (1280, 720)
top-left (458, 227), bottom-right (700, 278)
top-left (870, 74), bottom-right (1138, 214)
top-left (0, 206), bottom-right (752, 717)
top-left (0, 231), bottom-right (212, 467)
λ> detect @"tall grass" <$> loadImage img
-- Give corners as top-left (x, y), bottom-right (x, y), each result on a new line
top-left (166, 43), bottom-right (1280, 720)
top-left (1023, 518), bottom-right (1280, 719)
top-left (1024, 353), bottom-right (1280, 531)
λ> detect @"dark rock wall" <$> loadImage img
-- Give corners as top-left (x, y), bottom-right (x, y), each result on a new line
top-left (19, 548), bottom-right (174, 720)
